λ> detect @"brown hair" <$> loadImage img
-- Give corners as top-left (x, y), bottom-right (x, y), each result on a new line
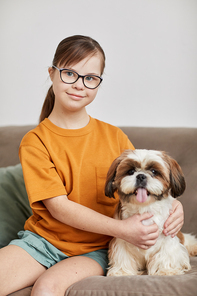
top-left (39, 35), bottom-right (105, 123)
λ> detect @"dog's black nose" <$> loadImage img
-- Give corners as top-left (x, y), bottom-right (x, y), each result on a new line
top-left (136, 174), bottom-right (147, 186)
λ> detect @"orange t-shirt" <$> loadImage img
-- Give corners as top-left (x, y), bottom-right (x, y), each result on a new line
top-left (19, 117), bottom-right (134, 256)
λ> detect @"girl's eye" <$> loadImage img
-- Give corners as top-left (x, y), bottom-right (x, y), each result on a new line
top-left (85, 76), bottom-right (94, 82)
top-left (65, 71), bottom-right (74, 77)
top-left (127, 169), bottom-right (135, 175)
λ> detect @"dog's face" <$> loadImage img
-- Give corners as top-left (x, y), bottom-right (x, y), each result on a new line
top-left (105, 149), bottom-right (185, 206)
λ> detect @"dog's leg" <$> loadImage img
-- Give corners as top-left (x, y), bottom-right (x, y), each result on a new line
top-left (147, 236), bottom-right (191, 276)
top-left (181, 233), bottom-right (197, 257)
top-left (107, 238), bottom-right (144, 276)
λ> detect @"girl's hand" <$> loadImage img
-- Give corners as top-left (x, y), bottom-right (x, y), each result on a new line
top-left (163, 200), bottom-right (184, 237)
top-left (119, 213), bottom-right (159, 250)
top-left (43, 195), bottom-right (159, 250)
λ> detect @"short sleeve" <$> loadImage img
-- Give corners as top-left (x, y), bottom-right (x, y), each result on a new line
top-left (19, 137), bottom-right (67, 209)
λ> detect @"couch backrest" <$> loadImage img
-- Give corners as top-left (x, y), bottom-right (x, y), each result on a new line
top-left (0, 125), bottom-right (36, 167)
top-left (0, 125), bottom-right (197, 234)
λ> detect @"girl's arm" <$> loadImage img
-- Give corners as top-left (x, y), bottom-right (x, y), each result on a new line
top-left (43, 194), bottom-right (159, 250)
top-left (163, 200), bottom-right (184, 237)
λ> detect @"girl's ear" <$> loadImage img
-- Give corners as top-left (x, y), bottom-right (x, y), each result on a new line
top-left (48, 67), bottom-right (54, 81)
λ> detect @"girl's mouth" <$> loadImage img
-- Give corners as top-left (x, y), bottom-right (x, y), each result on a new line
top-left (67, 93), bottom-right (85, 100)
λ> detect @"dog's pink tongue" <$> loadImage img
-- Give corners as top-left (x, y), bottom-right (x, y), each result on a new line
top-left (136, 188), bottom-right (148, 203)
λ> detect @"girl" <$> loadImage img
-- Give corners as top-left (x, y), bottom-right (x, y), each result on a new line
top-left (0, 35), bottom-right (183, 296)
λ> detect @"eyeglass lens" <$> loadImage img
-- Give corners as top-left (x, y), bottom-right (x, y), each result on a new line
top-left (60, 69), bottom-right (101, 89)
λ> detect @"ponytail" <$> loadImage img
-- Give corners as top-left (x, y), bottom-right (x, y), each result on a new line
top-left (39, 85), bottom-right (55, 123)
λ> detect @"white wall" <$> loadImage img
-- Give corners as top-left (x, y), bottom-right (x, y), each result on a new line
top-left (0, 0), bottom-right (197, 127)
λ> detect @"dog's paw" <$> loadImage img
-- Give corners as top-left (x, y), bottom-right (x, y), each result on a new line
top-left (107, 270), bottom-right (128, 276)
top-left (107, 268), bottom-right (139, 276)
top-left (148, 266), bottom-right (190, 276)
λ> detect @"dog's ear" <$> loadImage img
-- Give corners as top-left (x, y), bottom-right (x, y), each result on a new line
top-left (165, 154), bottom-right (186, 198)
top-left (105, 154), bottom-right (124, 198)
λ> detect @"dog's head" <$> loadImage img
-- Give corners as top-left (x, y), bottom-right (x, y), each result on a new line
top-left (105, 149), bottom-right (185, 205)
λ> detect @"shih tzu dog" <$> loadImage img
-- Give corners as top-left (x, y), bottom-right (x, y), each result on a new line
top-left (105, 149), bottom-right (197, 276)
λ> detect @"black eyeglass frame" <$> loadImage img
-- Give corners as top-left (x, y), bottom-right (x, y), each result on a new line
top-left (52, 65), bottom-right (103, 89)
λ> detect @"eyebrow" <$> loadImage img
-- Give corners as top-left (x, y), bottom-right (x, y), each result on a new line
top-left (119, 158), bottom-right (141, 173)
top-left (126, 159), bottom-right (141, 168)
top-left (66, 67), bottom-right (101, 77)
top-left (145, 161), bottom-right (164, 172)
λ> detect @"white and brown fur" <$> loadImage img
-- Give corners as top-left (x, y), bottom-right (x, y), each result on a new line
top-left (105, 149), bottom-right (197, 276)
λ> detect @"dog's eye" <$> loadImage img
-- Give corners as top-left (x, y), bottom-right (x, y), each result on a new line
top-left (127, 169), bottom-right (135, 175)
top-left (151, 169), bottom-right (158, 176)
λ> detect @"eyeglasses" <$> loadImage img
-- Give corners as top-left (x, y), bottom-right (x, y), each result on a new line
top-left (52, 65), bottom-right (103, 89)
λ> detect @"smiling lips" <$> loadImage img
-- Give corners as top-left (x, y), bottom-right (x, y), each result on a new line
top-left (67, 92), bottom-right (85, 100)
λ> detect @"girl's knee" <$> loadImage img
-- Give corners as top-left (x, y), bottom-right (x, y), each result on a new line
top-left (32, 276), bottom-right (62, 296)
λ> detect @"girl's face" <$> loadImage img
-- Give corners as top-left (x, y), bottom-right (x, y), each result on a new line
top-left (49, 54), bottom-right (102, 116)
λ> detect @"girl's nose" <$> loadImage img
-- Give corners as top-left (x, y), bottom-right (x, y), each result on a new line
top-left (72, 77), bottom-right (85, 90)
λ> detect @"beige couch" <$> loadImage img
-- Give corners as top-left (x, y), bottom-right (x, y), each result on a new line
top-left (0, 125), bottom-right (197, 296)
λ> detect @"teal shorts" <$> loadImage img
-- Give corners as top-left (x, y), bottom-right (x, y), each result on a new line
top-left (9, 230), bottom-right (109, 275)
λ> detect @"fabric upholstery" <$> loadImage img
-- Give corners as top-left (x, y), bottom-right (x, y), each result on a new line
top-left (0, 125), bottom-right (35, 167)
top-left (9, 287), bottom-right (32, 296)
top-left (1, 125), bottom-right (196, 296)
top-left (0, 164), bottom-right (32, 248)
top-left (65, 257), bottom-right (197, 296)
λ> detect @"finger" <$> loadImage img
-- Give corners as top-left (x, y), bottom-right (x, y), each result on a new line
top-left (164, 213), bottom-right (184, 229)
top-left (140, 231), bottom-right (159, 248)
top-left (140, 245), bottom-right (149, 250)
top-left (163, 222), bottom-right (182, 237)
top-left (164, 203), bottom-right (184, 229)
top-left (138, 212), bottom-right (153, 221)
top-left (140, 238), bottom-right (157, 249)
top-left (146, 231), bottom-right (160, 244)
top-left (165, 216), bottom-right (183, 232)
top-left (146, 223), bottom-right (159, 235)
top-left (169, 223), bottom-right (183, 237)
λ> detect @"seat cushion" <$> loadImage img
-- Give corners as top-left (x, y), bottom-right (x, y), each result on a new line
top-left (66, 257), bottom-right (197, 296)
top-left (9, 257), bottom-right (197, 296)
top-left (0, 164), bottom-right (32, 248)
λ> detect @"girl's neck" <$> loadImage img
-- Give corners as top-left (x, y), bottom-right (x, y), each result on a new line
top-left (48, 109), bottom-right (90, 130)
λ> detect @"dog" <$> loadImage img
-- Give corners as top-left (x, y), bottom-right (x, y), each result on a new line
top-left (105, 149), bottom-right (197, 276)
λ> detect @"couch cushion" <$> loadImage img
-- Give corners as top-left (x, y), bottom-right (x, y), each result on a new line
top-left (8, 287), bottom-right (32, 296)
top-left (8, 258), bottom-right (197, 296)
top-left (65, 257), bottom-right (197, 296)
top-left (0, 164), bottom-right (32, 248)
